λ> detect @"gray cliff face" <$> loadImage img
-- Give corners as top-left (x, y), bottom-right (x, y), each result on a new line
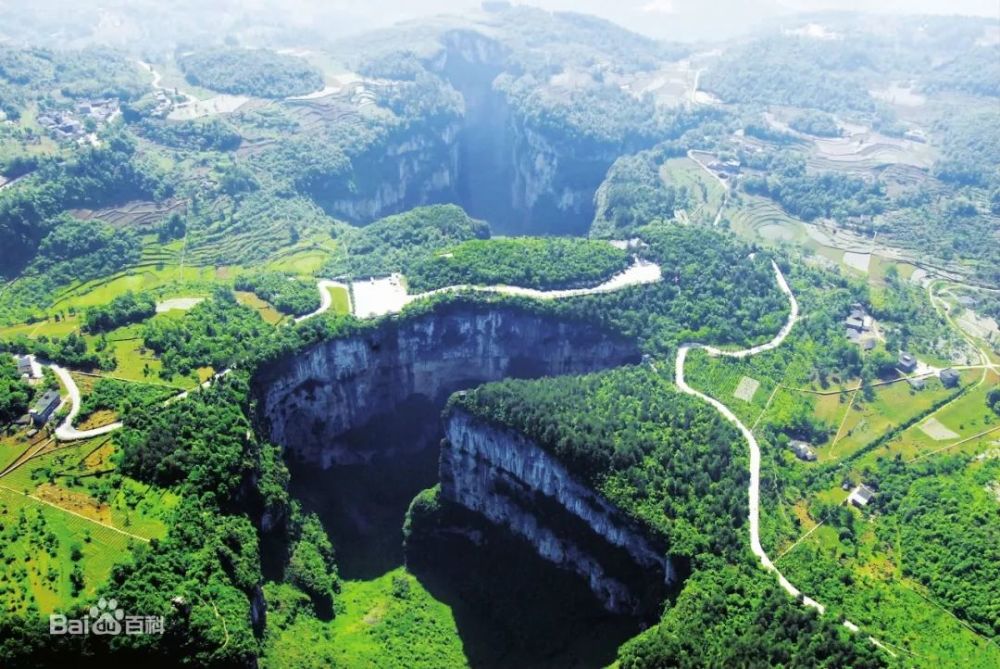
top-left (256, 308), bottom-right (639, 466)
top-left (440, 410), bottom-right (674, 615)
top-left (329, 30), bottom-right (624, 234)
top-left (328, 121), bottom-right (460, 223)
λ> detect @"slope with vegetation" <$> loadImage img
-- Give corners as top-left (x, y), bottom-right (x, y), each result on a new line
top-left (179, 48), bottom-right (324, 98)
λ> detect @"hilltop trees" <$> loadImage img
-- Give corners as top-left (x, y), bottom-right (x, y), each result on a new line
top-left (234, 273), bottom-right (320, 317)
top-left (619, 564), bottom-right (885, 669)
top-left (83, 291), bottom-right (156, 332)
top-left (179, 48), bottom-right (324, 98)
top-left (0, 356), bottom-right (31, 425)
top-left (407, 237), bottom-right (630, 292)
top-left (0, 132), bottom-right (169, 278)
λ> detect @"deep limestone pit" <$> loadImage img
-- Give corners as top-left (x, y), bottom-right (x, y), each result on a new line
top-left (254, 305), bottom-right (674, 662)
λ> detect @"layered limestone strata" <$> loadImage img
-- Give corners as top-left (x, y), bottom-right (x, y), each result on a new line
top-left (327, 29), bottom-right (632, 234)
top-left (439, 408), bottom-right (674, 615)
top-left (255, 307), bottom-right (639, 465)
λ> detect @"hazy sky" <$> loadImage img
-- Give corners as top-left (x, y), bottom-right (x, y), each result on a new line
top-left (318, 0), bottom-right (999, 41)
top-left (1, 0), bottom-right (996, 47)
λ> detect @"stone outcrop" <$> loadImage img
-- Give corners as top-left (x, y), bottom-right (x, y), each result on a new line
top-left (255, 305), bottom-right (672, 615)
top-left (439, 408), bottom-right (674, 615)
top-left (255, 306), bottom-right (639, 466)
top-left (326, 28), bottom-right (632, 235)
top-left (327, 120), bottom-right (461, 223)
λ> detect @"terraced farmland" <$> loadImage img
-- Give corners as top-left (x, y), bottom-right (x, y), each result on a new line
top-left (71, 199), bottom-right (187, 230)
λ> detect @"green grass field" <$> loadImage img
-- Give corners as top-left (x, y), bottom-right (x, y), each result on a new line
top-left (326, 285), bottom-right (351, 315)
top-left (0, 438), bottom-right (175, 540)
top-left (262, 569), bottom-right (466, 669)
top-left (686, 349), bottom-right (780, 425)
top-left (824, 378), bottom-right (954, 458)
top-left (0, 432), bottom-right (178, 615)
top-left (235, 291), bottom-right (286, 325)
top-left (854, 368), bottom-right (1000, 466)
top-left (776, 485), bottom-right (1000, 669)
top-left (0, 486), bottom-right (141, 614)
top-left (659, 157), bottom-right (725, 225)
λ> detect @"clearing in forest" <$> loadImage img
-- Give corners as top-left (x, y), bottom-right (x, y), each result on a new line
top-left (842, 252), bottom-right (871, 274)
top-left (733, 376), bottom-right (761, 403)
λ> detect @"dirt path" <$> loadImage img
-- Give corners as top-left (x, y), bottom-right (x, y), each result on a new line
top-left (0, 483), bottom-right (149, 543)
top-left (138, 60), bottom-right (197, 105)
top-left (686, 150), bottom-right (729, 226)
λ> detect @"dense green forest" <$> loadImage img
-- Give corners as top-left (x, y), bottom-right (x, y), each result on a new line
top-left (868, 457), bottom-right (1000, 638)
top-left (450, 366), bottom-right (749, 559)
top-left (27, 216), bottom-right (141, 283)
top-left (0, 498), bottom-right (263, 667)
top-left (741, 150), bottom-right (887, 222)
top-left (1, 331), bottom-right (109, 370)
top-left (234, 273), bottom-right (320, 317)
top-left (788, 110), bottom-right (842, 137)
top-left (134, 117), bottom-right (242, 151)
top-left (0, 45), bottom-right (149, 105)
top-left (406, 237), bottom-right (630, 292)
top-left (0, 132), bottom-right (169, 279)
top-left (142, 290), bottom-right (271, 379)
top-left (922, 45), bottom-right (1000, 98)
top-left (76, 377), bottom-right (174, 425)
top-left (0, 8), bottom-right (996, 668)
top-left (931, 108), bottom-right (1000, 188)
top-left (83, 292), bottom-right (156, 333)
top-left (0, 355), bottom-right (31, 425)
top-left (591, 145), bottom-right (686, 238)
top-left (325, 204), bottom-right (490, 279)
top-left (558, 223), bottom-right (789, 353)
top-left (701, 37), bottom-right (876, 113)
top-left (116, 376), bottom-right (264, 500)
top-left (179, 48), bottom-right (325, 98)
top-left (618, 563), bottom-right (885, 668)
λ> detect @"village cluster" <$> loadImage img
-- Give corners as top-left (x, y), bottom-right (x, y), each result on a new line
top-left (36, 98), bottom-right (119, 143)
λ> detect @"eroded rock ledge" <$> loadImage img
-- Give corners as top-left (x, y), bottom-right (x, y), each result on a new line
top-left (255, 306), bottom-right (640, 465)
top-left (439, 408), bottom-right (674, 615)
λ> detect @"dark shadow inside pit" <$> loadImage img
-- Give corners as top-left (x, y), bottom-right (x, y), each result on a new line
top-left (256, 307), bottom-right (659, 664)
top-left (286, 394), bottom-right (441, 580)
top-left (408, 516), bottom-right (644, 669)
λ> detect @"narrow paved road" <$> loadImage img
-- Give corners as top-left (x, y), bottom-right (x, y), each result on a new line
top-left (294, 279), bottom-right (351, 323)
top-left (411, 257), bottom-right (661, 302)
top-left (673, 260), bottom-right (889, 648)
top-left (48, 260), bottom-right (662, 441)
top-left (51, 364), bottom-right (123, 441)
top-left (673, 260), bottom-right (824, 611)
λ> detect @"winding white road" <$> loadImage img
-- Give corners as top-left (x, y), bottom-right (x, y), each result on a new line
top-left (674, 261), bottom-right (888, 649)
top-left (294, 280), bottom-right (351, 323)
top-left (673, 260), bottom-right (824, 611)
top-left (51, 364), bottom-right (123, 441)
top-left (45, 258), bottom-right (662, 441)
top-left (352, 256), bottom-right (661, 319)
top-left (38, 254), bottom-right (880, 645)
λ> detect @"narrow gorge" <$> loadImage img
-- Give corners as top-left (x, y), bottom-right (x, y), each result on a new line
top-left (327, 29), bottom-right (636, 236)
